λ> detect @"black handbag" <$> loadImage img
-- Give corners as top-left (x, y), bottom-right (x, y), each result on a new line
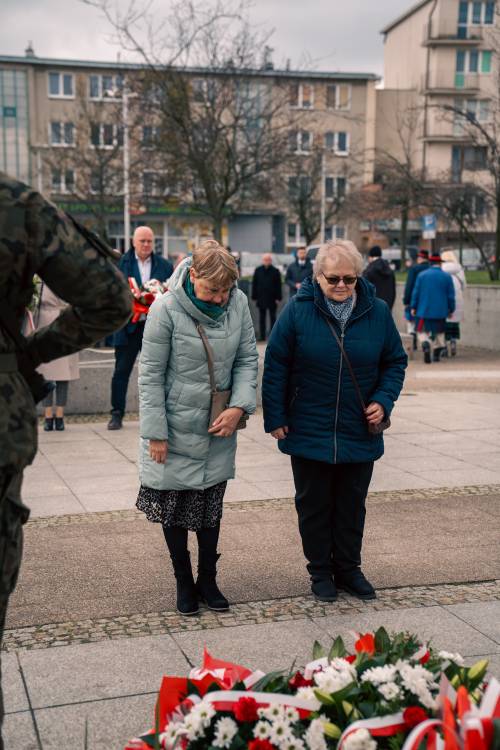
top-left (324, 316), bottom-right (391, 435)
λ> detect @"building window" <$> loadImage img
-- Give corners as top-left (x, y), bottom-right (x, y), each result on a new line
top-left (51, 169), bottom-right (75, 194)
top-left (324, 131), bottom-right (350, 155)
top-left (289, 130), bottom-right (313, 153)
top-left (452, 145), bottom-right (488, 180)
top-left (325, 176), bottom-right (347, 199)
top-left (90, 123), bottom-right (123, 148)
top-left (289, 83), bottom-right (314, 109)
top-left (456, 49), bottom-right (492, 79)
top-left (88, 74), bottom-right (124, 99)
top-left (50, 121), bottom-right (75, 146)
top-left (287, 222), bottom-right (306, 246)
top-left (142, 126), bottom-right (159, 148)
top-left (288, 176), bottom-right (312, 198)
top-left (325, 225), bottom-right (346, 241)
top-left (48, 72), bottom-right (74, 98)
top-left (326, 84), bottom-right (351, 110)
top-left (143, 171), bottom-right (168, 197)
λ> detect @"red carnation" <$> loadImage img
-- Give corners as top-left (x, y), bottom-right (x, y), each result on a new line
top-left (234, 696), bottom-right (259, 723)
top-left (248, 740), bottom-right (275, 750)
top-left (355, 633), bottom-right (376, 656)
top-left (420, 650), bottom-right (430, 665)
top-left (345, 655), bottom-right (357, 664)
top-left (403, 706), bottom-right (429, 728)
top-left (289, 671), bottom-right (313, 689)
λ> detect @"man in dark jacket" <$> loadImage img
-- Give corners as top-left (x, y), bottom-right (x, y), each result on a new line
top-left (411, 253), bottom-right (455, 363)
top-left (251, 253), bottom-right (282, 341)
top-left (108, 226), bottom-right (173, 429)
top-left (403, 249), bottom-right (430, 349)
top-left (362, 246), bottom-right (396, 310)
top-left (285, 247), bottom-right (313, 297)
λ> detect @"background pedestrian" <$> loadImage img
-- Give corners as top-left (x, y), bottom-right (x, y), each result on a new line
top-left (403, 249), bottom-right (430, 350)
top-left (262, 240), bottom-right (407, 604)
top-left (251, 253), bottom-right (282, 341)
top-left (285, 246), bottom-right (313, 298)
top-left (441, 250), bottom-right (466, 357)
top-left (362, 245), bottom-right (396, 310)
top-left (411, 253), bottom-right (456, 363)
top-left (108, 226), bottom-right (173, 430)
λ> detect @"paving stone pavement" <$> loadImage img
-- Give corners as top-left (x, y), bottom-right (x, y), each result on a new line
top-left (3, 389), bottom-right (500, 749)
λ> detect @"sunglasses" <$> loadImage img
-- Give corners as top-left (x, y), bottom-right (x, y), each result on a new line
top-left (321, 273), bottom-right (357, 287)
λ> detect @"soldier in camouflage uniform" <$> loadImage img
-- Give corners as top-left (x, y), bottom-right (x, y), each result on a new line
top-left (0, 172), bottom-right (132, 746)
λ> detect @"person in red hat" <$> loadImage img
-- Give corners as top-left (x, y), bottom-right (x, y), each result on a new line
top-left (403, 249), bottom-right (430, 349)
top-left (410, 253), bottom-right (456, 363)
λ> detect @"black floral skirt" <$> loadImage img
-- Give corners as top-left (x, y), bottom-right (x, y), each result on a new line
top-left (136, 481), bottom-right (227, 531)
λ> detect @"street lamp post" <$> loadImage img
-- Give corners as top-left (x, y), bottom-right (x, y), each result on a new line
top-left (320, 149), bottom-right (326, 244)
top-left (122, 88), bottom-right (131, 252)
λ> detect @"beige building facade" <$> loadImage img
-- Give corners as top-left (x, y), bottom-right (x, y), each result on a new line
top-left (0, 49), bottom-right (378, 256)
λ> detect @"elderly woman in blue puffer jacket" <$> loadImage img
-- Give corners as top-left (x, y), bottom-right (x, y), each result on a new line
top-left (137, 241), bottom-right (258, 617)
top-left (262, 240), bottom-right (407, 604)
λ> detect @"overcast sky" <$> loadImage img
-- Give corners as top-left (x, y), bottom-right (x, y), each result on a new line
top-left (0, 0), bottom-right (415, 76)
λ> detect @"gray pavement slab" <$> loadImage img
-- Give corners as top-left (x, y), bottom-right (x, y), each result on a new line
top-left (311, 605), bottom-right (500, 657)
top-left (172, 618), bottom-right (331, 672)
top-left (2, 712), bottom-right (38, 750)
top-left (446, 601), bottom-right (500, 644)
top-left (2, 653), bottom-right (29, 714)
top-left (18, 634), bottom-right (189, 708)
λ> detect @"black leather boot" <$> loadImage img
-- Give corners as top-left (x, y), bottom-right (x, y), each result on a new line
top-left (311, 577), bottom-right (338, 602)
top-left (335, 570), bottom-right (376, 600)
top-left (107, 410), bottom-right (123, 430)
top-left (422, 341), bottom-right (431, 364)
top-left (171, 551), bottom-right (199, 616)
top-left (196, 551), bottom-right (229, 611)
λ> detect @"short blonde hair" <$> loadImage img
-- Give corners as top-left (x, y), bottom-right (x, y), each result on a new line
top-left (192, 240), bottom-right (238, 287)
top-left (441, 250), bottom-right (457, 263)
top-left (314, 240), bottom-right (363, 278)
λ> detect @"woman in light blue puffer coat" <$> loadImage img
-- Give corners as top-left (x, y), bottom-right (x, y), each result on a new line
top-left (137, 241), bottom-right (258, 616)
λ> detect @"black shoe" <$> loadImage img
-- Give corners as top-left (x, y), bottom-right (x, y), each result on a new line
top-left (43, 418), bottom-right (54, 432)
top-left (433, 347), bottom-right (442, 362)
top-left (171, 552), bottom-right (200, 616)
top-left (55, 417), bottom-right (65, 431)
top-left (107, 411), bottom-right (123, 430)
top-left (196, 552), bottom-right (229, 611)
top-left (422, 341), bottom-right (431, 364)
top-left (311, 577), bottom-right (338, 602)
top-left (335, 571), bottom-right (376, 600)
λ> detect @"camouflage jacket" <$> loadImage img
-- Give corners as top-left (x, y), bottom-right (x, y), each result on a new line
top-left (0, 172), bottom-right (133, 475)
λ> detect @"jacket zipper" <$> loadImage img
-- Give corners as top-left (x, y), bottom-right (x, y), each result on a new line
top-left (333, 326), bottom-right (345, 464)
top-left (289, 386), bottom-right (299, 409)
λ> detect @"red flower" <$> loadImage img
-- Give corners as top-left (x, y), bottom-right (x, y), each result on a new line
top-left (289, 671), bottom-right (313, 689)
top-left (403, 706), bottom-right (429, 728)
top-left (420, 650), bottom-right (430, 665)
top-left (248, 741), bottom-right (275, 750)
top-left (234, 696), bottom-right (259, 723)
top-left (354, 633), bottom-right (376, 656)
top-left (345, 655), bottom-right (357, 664)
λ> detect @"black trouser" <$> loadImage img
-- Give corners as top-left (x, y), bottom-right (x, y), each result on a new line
top-left (258, 304), bottom-right (277, 340)
top-left (0, 472), bottom-right (28, 750)
top-left (291, 456), bottom-right (374, 581)
top-left (110, 323), bottom-right (145, 415)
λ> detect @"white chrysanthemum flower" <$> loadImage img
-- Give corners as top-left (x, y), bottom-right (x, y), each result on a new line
top-left (281, 738), bottom-right (306, 750)
top-left (191, 700), bottom-right (216, 728)
top-left (213, 717), bottom-right (238, 749)
top-left (296, 687), bottom-right (318, 702)
top-left (253, 720), bottom-right (271, 739)
top-left (314, 666), bottom-right (353, 694)
top-left (257, 707), bottom-right (267, 719)
top-left (361, 665), bottom-right (398, 686)
top-left (304, 717), bottom-right (328, 750)
top-left (269, 718), bottom-right (293, 745)
top-left (378, 682), bottom-right (402, 701)
top-left (183, 713), bottom-right (205, 741)
top-left (438, 651), bottom-right (465, 667)
top-left (284, 706), bottom-right (300, 723)
top-left (343, 728), bottom-right (377, 750)
top-left (260, 704), bottom-right (286, 721)
top-left (330, 658), bottom-right (357, 680)
top-left (397, 662), bottom-right (438, 710)
top-left (159, 723), bottom-right (182, 749)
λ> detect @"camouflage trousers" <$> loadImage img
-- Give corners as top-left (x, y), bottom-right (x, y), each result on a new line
top-left (0, 471), bottom-right (28, 750)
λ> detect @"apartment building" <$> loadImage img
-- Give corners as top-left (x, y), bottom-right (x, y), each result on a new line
top-left (377, 0), bottom-right (497, 247)
top-left (0, 48), bottom-right (378, 256)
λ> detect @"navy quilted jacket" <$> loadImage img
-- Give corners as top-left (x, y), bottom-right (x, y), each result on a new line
top-left (262, 276), bottom-right (407, 464)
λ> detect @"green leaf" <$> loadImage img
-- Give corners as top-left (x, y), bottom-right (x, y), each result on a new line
top-left (313, 640), bottom-right (326, 660)
top-left (314, 689), bottom-right (336, 705)
top-left (374, 627), bottom-right (391, 653)
top-left (490, 719), bottom-right (500, 750)
top-left (251, 670), bottom-right (287, 692)
top-left (139, 733), bottom-right (160, 749)
top-left (328, 636), bottom-right (348, 659)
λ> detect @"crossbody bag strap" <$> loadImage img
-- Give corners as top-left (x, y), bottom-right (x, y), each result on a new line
top-left (193, 320), bottom-right (218, 393)
top-left (323, 315), bottom-right (367, 414)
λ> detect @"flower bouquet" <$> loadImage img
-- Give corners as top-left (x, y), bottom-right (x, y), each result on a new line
top-left (128, 278), bottom-right (169, 323)
top-left (125, 629), bottom-right (499, 750)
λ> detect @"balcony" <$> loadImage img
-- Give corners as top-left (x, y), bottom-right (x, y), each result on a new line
top-left (421, 71), bottom-right (480, 95)
top-left (423, 20), bottom-right (483, 46)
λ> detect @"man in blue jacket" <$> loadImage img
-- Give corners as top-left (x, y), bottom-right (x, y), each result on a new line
top-left (411, 253), bottom-right (455, 364)
top-left (108, 226), bottom-right (173, 429)
top-left (403, 249), bottom-right (429, 350)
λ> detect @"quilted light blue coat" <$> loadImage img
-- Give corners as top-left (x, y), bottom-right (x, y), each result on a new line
top-left (138, 258), bottom-right (258, 490)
